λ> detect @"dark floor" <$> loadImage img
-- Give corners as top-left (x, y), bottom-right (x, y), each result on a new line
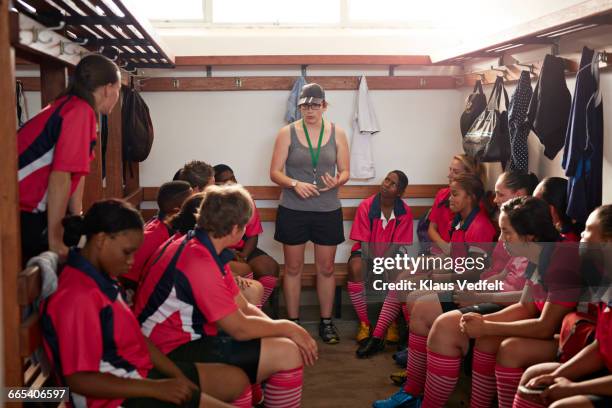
top-left (299, 319), bottom-right (471, 408)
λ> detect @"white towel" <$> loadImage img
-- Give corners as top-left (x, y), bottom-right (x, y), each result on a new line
top-left (350, 75), bottom-right (380, 179)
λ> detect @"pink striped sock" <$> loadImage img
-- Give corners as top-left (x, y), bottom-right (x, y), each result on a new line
top-left (244, 272), bottom-right (254, 280)
top-left (401, 303), bottom-right (410, 324)
top-left (264, 367), bottom-right (303, 408)
top-left (259, 275), bottom-right (277, 307)
top-left (512, 392), bottom-right (546, 408)
top-left (421, 350), bottom-right (461, 408)
top-left (403, 333), bottom-right (428, 396)
top-left (470, 348), bottom-right (498, 408)
top-left (232, 386), bottom-right (252, 408)
top-left (496, 365), bottom-right (524, 408)
top-left (347, 281), bottom-right (370, 325)
top-left (372, 291), bottom-right (401, 338)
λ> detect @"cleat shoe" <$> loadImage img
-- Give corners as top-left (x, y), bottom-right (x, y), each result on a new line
top-left (393, 348), bottom-right (408, 367)
top-left (356, 322), bottom-right (371, 345)
top-left (372, 388), bottom-right (421, 408)
top-left (390, 370), bottom-right (407, 386)
top-left (385, 322), bottom-right (400, 344)
top-left (319, 319), bottom-right (340, 344)
top-left (356, 336), bottom-right (385, 358)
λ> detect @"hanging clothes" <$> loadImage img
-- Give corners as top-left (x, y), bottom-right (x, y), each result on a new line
top-left (526, 54), bottom-right (571, 159)
top-left (285, 76), bottom-right (307, 123)
top-left (508, 71), bottom-right (533, 172)
top-left (350, 75), bottom-right (380, 179)
top-left (562, 47), bottom-right (604, 225)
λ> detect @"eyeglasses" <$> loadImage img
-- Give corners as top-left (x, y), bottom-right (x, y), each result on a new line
top-left (300, 103), bottom-right (322, 111)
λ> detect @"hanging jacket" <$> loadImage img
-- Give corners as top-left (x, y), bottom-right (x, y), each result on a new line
top-left (285, 76), bottom-right (307, 123)
top-left (350, 75), bottom-right (380, 179)
top-left (563, 47), bottom-right (604, 225)
top-left (526, 54), bottom-right (571, 160)
top-left (508, 71), bottom-right (533, 172)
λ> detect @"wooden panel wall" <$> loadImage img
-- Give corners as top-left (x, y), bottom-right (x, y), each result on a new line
top-left (1, 0), bottom-right (24, 393)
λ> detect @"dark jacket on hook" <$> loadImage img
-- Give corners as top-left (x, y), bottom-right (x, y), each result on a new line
top-left (526, 54), bottom-right (571, 160)
top-left (563, 47), bottom-right (603, 225)
top-left (508, 71), bottom-right (533, 172)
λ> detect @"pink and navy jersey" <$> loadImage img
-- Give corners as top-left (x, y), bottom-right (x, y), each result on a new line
top-left (123, 216), bottom-right (173, 284)
top-left (449, 207), bottom-right (496, 259)
top-left (524, 243), bottom-right (581, 312)
top-left (18, 95), bottom-right (97, 213)
top-left (428, 187), bottom-right (452, 242)
top-left (230, 200), bottom-right (263, 251)
top-left (596, 301), bottom-right (612, 371)
top-left (480, 242), bottom-right (529, 292)
top-left (349, 193), bottom-right (414, 255)
top-left (41, 250), bottom-right (153, 408)
top-left (134, 230), bottom-right (240, 354)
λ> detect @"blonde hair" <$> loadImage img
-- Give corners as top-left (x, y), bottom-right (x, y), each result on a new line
top-left (453, 154), bottom-right (486, 185)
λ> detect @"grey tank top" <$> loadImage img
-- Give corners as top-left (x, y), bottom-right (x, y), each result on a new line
top-left (280, 122), bottom-right (342, 212)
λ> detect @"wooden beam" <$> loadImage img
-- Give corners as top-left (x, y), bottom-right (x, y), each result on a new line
top-left (124, 162), bottom-right (140, 199)
top-left (104, 94), bottom-right (124, 199)
top-left (124, 187), bottom-right (143, 209)
top-left (142, 184), bottom-right (445, 201)
top-left (176, 55), bottom-right (432, 66)
top-left (16, 76), bottom-right (40, 91)
top-left (1, 0), bottom-right (24, 389)
top-left (432, 0), bottom-right (612, 63)
top-left (139, 75), bottom-right (457, 92)
top-left (40, 61), bottom-right (66, 107)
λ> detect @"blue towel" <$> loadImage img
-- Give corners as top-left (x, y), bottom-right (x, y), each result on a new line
top-left (285, 76), bottom-right (307, 123)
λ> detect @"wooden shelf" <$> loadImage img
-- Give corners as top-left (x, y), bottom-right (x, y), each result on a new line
top-left (432, 0), bottom-right (612, 64)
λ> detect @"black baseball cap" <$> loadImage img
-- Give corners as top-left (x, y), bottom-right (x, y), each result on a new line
top-left (298, 83), bottom-right (325, 105)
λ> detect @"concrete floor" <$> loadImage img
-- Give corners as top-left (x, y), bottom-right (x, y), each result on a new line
top-left (299, 320), bottom-right (471, 408)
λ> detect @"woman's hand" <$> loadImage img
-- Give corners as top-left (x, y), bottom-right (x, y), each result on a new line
top-left (460, 313), bottom-right (486, 338)
top-left (285, 321), bottom-right (319, 367)
top-left (153, 377), bottom-right (199, 405)
top-left (318, 172), bottom-right (341, 192)
top-left (540, 377), bottom-right (577, 404)
top-left (293, 181), bottom-right (320, 199)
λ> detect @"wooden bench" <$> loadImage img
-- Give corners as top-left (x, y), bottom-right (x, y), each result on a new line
top-left (18, 265), bottom-right (65, 407)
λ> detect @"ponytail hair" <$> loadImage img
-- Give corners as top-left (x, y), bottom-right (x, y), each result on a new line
top-left (58, 54), bottom-right (120, 112)
top-left (501, 171), bottom-right (539, 195)
top-left (501, 196), bottom-right (561, 242)
top-left (168, 192), bottom-right (206, 235)
top-left (62, 199), bottom-right (143, 246)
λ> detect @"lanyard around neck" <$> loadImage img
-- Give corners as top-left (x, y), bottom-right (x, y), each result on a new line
top-left (302, 118), bottom-right (325, 171)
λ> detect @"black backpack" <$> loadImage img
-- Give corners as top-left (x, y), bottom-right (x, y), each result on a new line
top-left (122, 88), bottom-right (154, 162)
top-left (460, 80), bottom-right (487, 137)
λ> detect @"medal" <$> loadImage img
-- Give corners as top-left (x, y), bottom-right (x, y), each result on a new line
top-left (303, 118), bottom-right (324, 187)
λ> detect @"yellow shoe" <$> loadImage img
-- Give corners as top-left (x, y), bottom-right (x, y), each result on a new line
top-left (356, 322), bottom-right (371, 345)
top-left (390, 370), bottom-right (407, 386)
top-left (385, 322), bottom-right (400, 344)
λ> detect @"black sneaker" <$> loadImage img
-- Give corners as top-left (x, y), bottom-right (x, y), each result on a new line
top-left (319, 319), bottom-right (340, 344)
top-left (356, 336), bottom-right (385, 358)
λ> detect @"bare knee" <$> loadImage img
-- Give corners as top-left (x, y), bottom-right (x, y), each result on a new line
top-left (284, 260), bottom-right (303, 277)
top-left (497, 337), bottom-right (528, 368)
top-left (197, 363), bottom-right (250, 402)
top-left (428, 312), bottom-right (466, 354)
top-left (550, 396), bottom-right (594, 408)
top-left (409, 302), bottom-right (433, 335)
top-left (519, 362), bottom-right (561, 386)
top-left (316, 261), bottom-right (335, 278)
top-left (250, 255), bottom-right (280, 278)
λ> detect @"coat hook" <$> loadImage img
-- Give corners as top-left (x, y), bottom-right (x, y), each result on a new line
top-left (172, 78), bottom-right (180, 89)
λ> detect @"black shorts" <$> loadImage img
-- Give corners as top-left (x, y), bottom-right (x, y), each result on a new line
top-left (20, 211), bottom-right (49, 267)
top-left (246, 247), bottom-right (268, 262)
top-left (589, 395), bottom-right (612, 407)
top-left (274, 205), bottom-right (344, 246)
top-left (123, 361), bottom-right (200, 408)
top-left (168, 336), bottom-right (261, 384)
top-left (437, 291), bottom-right (504, 315)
